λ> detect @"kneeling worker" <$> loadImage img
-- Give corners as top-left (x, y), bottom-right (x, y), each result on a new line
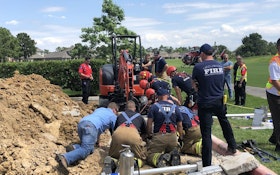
top-left (146, 88), bottom-right (183, 168)
top-left (178, 106), bottom-right (202, 156)
top-left (108, 100), bottom-right (147, 172)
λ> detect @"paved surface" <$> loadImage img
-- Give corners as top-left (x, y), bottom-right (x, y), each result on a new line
top-left (70, 86), bottom-right (267, 102)
top-left (246, 86), bottom-right (266, 99)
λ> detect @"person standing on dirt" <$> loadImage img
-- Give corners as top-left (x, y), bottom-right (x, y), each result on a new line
top-left (234, 55), bottom-right (247, 106)
top-left (146, 88), bottom-right (183, 168)
top-left (265, 38), bottom-right (280, 152)
top-left (108, 100), bottom-right (147, 168)
top-left (221, 54), bottom-right (234, 100)
top-left (153, 50), bottom-right (169, 81)
top-left (78, 56), bottom-right (93, 104)
top-left (166, 66), bottom-right (197, 108)
top-left (192, 43), bottom-right (237, 167)
top-left (55, 102), bottom-right (119, 172)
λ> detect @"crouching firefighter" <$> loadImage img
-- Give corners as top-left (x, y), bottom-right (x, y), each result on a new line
top-left (146, 88), bottom-right (184, 168)
top-left (178, 106), bottom-right (202, 156)
top-left (108, 100), bottom-right (147, 171)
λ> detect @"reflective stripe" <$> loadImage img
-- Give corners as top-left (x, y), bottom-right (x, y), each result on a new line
top-left (195, 139), bottom-right (202, 156)
top-left (152, 153), bottom-right (161, 167)
top-left (266, 54), bottom-right (280, 90)
top-left (236, 64), bottom-right (247, 82)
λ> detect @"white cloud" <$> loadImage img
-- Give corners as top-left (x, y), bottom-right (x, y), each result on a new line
top-left (5, 20), bottom-right (19, 25)
top-left (41, 6), bottom-right (65, 13)
top-left (47, 15), bottom-right (66, 19)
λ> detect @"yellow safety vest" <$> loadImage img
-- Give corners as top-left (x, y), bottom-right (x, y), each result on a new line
top-left (266, 53), bottom-right (280, 90)
top-left (235, 64), bottom-right (247, 82)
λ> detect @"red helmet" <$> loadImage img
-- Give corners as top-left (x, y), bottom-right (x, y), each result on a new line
top-left (139, 79), bottom-right (149, 89)
top-left (145, 88), bottom-right (155, 99)
top-left (166, 66), bottom-right (177, 76)
top-left (139, 71), bottom-right (151, 80)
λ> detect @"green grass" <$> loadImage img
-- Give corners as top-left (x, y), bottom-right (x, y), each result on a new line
top-left (166, 55), bottom-right (272, 88)
top-left (167, 57), bottom-right (280, 173)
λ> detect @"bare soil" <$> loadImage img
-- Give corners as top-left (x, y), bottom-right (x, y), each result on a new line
top-left (0, 73), bottom-right (110, 175)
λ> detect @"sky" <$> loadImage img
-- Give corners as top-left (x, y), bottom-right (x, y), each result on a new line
top-left (1, 0), bottom-right (280, 52)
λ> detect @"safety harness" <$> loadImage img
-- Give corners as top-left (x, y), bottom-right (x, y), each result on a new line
top-left (179, 106), bottom-right (199, 127)
top-left (155, 103), bottom-right (176, 133)
top-left (120, 112), bottom-right (140, 128)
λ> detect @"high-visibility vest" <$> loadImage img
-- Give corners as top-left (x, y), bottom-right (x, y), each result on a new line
top-left (235, 64), bottom-right (247, 82)
top-left (266, 53), bottom-right (280, 93)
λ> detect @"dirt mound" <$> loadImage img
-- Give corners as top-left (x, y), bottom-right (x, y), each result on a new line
top-left (0, 73), bottom-right (110, 175)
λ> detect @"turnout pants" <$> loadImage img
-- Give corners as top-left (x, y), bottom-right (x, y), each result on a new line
top-left (181, 126), bottom-right (202, 155)
top-left (109, 126), bottom-right (147, 160)
top-left (147, 132), bottom-right (177, 167)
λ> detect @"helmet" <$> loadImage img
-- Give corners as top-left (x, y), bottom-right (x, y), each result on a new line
top-left (145, 88), bottom-right (155, 100)
top-left (139, 79), bottom-right (149, 89)
top-left (139, 71), bottom-right (151, 80)
top-left (166, 66), bottom-right (177, 76)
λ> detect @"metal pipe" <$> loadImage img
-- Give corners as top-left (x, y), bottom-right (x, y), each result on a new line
top-left (132, 164), bottom-right (197, 175)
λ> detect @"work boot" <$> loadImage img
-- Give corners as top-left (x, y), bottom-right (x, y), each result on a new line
top-left (55, 154), bottom-right (69, 175)
top-left (275, 144), bottom-right (280, 153)
top-left (269, 136), bottom-right (276, 145)
top-left (169, 149), bottom-right (181, 166)
top-left (227, 147), bottom-right (237, 154)
top-left (103, 156), bottom-right (116, 174)
top-left (156, 153), bottom-right (171, 168)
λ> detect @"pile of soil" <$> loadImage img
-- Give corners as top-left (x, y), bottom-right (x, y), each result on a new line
top-left (0, 73), bottom-right (111, 175)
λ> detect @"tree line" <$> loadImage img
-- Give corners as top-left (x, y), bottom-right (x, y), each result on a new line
top-left (0, 0), bottom-right (278, 62)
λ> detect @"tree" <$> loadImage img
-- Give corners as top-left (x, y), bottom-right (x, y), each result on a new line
top-left (80, 0), bottom-right (136, 59)
top-left (0, 27), bottom-right (20, 62)
top-left (17, 33), bottom-right (36, 61)
top-left (235, 33), bottom-right (268, 57)
top-left (69, 43), bottom-right (91, 59)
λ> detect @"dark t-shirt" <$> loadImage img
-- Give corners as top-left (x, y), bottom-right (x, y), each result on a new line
top-left (114, 110), bottom-right (147, 134)
top-left (148, 101), bottom-right (182, 133)
top-left (192, 60), bottom-right (224, 104)
top-left (155, 57), bottom-right (167, 74)
top-left (172, 72), bottom-right (193, 95)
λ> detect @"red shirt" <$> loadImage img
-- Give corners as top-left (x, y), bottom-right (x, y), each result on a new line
top-left (78, 63), bottom-right (92, 79)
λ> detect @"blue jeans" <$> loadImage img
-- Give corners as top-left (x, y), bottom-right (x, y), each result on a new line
top-left (198, 99), bottom-right (236, 167)
top-left (63, 120), bottom-right (97, 165)
top-left (224, 74), bottom-right (232, 98)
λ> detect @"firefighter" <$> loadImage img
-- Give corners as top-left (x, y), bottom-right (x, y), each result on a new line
top-left (146, 88), bottom-right (183, 168)
top-left (108, 100), bottom-right (147, 167)
top-left (166, 66), bottom-right (197, 108)
top-left (234, 55), bottom-right (247, 106)
top-left (178, 106), bottom-right (202, 156)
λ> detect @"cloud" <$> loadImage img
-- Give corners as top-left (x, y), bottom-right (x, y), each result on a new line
top-left (41, 6), bottom-right (65, 13)
top-left (5, 20), bottom-right (19, 25)
top-left (47, 15), bottom-right (66, 19)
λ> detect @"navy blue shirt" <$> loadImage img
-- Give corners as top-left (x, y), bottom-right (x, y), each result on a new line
top-left (150, 78), bottom-right (171, 93)
top-left (192, 60), bottom-right (224, 104)
top-left (148, 101), bottom-right (182, 133)
top-left (171, 72), bottom-right (193, 95)
top-left (155, 57), bottom-right (167, 74)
